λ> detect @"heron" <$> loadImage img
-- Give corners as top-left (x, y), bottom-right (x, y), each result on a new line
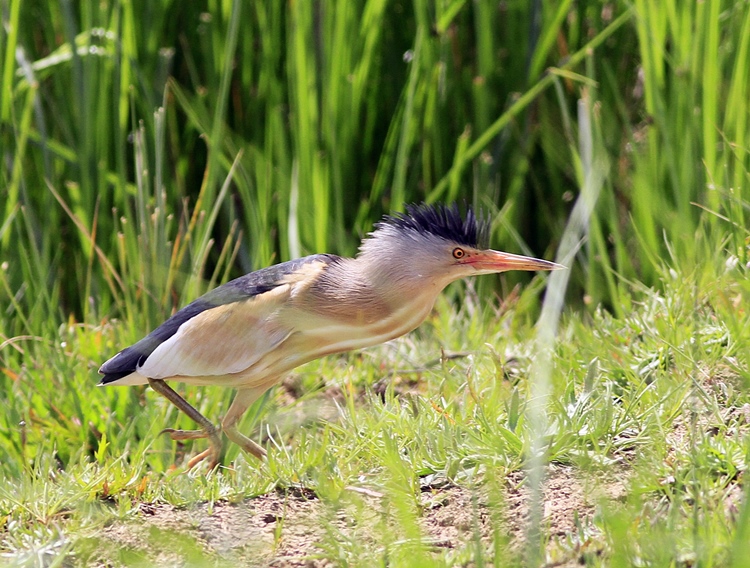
top-left (99, 203), bottom-right (562, 469)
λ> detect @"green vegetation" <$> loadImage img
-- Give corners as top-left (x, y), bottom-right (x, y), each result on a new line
top-left (1, 0), bottom-right (750, 565)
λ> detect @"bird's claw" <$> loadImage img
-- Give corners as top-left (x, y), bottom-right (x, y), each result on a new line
top-left (160, 428), bottom-right (209, 441)
top-left (160, 428), bottom-right (222, 470)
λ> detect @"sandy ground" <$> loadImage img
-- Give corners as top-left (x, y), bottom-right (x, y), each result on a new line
top-left (89, 463), bottom-right (622, 567)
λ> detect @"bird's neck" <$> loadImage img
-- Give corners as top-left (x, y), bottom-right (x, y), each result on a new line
top-left (292, 255), bottom-right (446, 347)
top-left (343, 254), bottom-right (447, 315)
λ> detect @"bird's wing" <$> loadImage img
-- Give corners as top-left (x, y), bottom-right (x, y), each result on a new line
top-left (99, 254), bottom-right (338, 383)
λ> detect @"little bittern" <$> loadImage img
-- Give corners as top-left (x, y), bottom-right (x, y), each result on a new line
top-left (100, 203), bottom-right (562, 468)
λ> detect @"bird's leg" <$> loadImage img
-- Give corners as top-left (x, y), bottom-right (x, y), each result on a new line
top-left (221, 386), bottom-right (268, 460)
top-left (147, 378), bottom-right (223, 469)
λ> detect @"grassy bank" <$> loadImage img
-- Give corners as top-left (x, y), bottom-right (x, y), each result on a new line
top-left (2, 262), bottom-right (750, 565)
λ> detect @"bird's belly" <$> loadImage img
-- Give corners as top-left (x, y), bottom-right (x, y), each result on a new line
top-left (288, 295), bottom-right (437, 362)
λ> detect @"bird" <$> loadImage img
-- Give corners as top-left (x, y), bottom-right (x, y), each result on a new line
top-left (99, 203), bottom-right (563, 469)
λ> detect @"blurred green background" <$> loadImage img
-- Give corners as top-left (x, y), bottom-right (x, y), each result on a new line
top-left (3, 0), bottom-right (747, 339)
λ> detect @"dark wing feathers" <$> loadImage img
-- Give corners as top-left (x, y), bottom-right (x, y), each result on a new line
top-left (98, 254), bottom-right (338, 384)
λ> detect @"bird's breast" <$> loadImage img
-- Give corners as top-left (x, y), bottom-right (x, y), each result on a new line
top-left (290, 289), bottom-right (438, 355)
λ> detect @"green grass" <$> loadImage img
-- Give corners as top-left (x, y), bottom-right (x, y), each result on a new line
top-left (2, 0), bottom-right (750, 565)
top-left (2, 262), bottom-right (750, 565)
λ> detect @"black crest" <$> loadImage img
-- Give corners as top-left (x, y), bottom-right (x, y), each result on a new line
top-left (378, 203), bottom-right (490, 249)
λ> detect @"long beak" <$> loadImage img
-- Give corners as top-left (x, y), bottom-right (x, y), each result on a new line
top-left (469, 249), bottom-right (565, 273)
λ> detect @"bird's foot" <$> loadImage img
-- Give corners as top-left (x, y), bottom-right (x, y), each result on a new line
top-left (223, 424), bottom-right (268, 460)
top-left (146, 379), bottom-right (223, 470)
top-left (160, 427), bottom-right (222, 470)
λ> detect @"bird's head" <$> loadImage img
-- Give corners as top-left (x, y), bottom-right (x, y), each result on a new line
top-left (358, 203), bottom-right (563, 290)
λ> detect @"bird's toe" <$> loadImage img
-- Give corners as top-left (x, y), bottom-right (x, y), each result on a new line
top-left (239, 437), bottom-right (267, 460)
top-left (186, 448), bottom-right (217, 470)
top-left (160, 428), bottom-right (209, 441)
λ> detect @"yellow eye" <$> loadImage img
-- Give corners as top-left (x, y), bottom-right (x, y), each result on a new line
top-left (452, 247), bottom-right (466, 259)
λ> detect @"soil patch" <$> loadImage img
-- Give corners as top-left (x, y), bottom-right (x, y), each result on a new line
top-left (89, 465), bottom-right (614, 566)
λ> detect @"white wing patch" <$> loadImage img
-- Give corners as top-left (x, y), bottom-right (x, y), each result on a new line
top-left (137, 284), bottom-right (293, 379)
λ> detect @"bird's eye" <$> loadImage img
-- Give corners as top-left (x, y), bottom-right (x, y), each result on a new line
top-left (452, 247), bottom-right (466, 259)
